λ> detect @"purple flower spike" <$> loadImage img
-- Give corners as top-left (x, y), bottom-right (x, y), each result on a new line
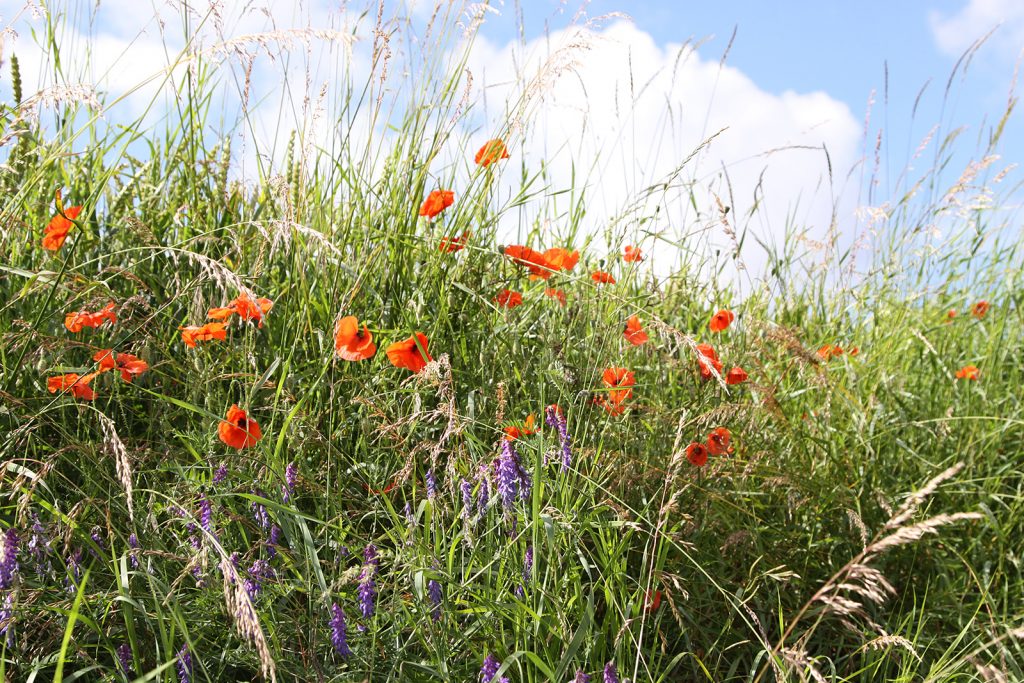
top-left (28, 514), bottom-right (53, 578)
top-left (199, 494), bottom-right (213, 534)
top-left (545, 404), bottom-right (573, 471)
top-left (250, 490), bottom-right (270, 529)
top-left (496, 441), bottom-right (521, 509)
top-left (117, 642), bottom-right (133, 676)
top-left (213, 462), bottom-right (228, 483)
top-left (244, 559), bottom-right (274, 599)
top-left (176, 644), bottom-right (192, 683)
top-left (480, 654), bottom-right (501, 682)
top-left (357, 543), bottom-right (378, 627)
top-left (426, 469), bottom-right (438, 500)
top-left (476, 466), bottom-right (491, 516)
top-left (0, 528), bottom-right (19, 590)
top-left (284, 462), bottom-right (298, 500)
top-left (574, 670), bottom-right (592, 683)
top-left (427, 577), bottom-right (443, 621)
top-left (603, 661), bottom-right (619, 683)
top-left (460, 478), bottom-right (473, 518)
top-left (329, 602), bottom-right (352, 657)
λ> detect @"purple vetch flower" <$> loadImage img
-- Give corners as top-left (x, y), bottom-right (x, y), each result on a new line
top-left (603, 661), bottom-right (619, 683)
top-left (116, 642), bottom-right (133, 677)
top-left (244, 559), bottom-right (274, 599)
top-left (176, 644), bottom-right (192, 683)
top-left (267, 525), bottom-right (282, 558)
top-left (545, 404), bottom-right (573, 471)
top-left (425, 469), bottom-right (438, 500)
top-left (213, 462), bottom-right (228, 483)
top-left (364, 544), bottom-right (379, 568)
top-left (496, 439), bottom-right (531, 509)
top-left (199, 494), bottom-right (213, 534)
top-left (250, 490), bottom-right (270, 529)
top-left (427, 577), bottom-right (443, 621)
top-left (357, 543), bottom-right (378, 628)
top-left (574, 670), bottom-right (592, 683)
top-left (284, 462), bottom-right (298, 501)
top-left (329, 602), bottom-right (352, 657)
top-left (90, 526), bottom-right (106, 559)
top-left (339, 545), bottom-right (350, 558)
top-left (515, 545), bottom-right (534, 598)
top-left (0, 592), bottom-right (14, 644)
top-left (65, 547), bottom-right (82, 593)
top-left (460, 478), bottom-right (473, 518)
top-left (0, 528), bottom-right (18, 589)
top-left (476, 466), bottom-right (491, 516)
top-left (28, 514), bottom-right (53, 578)
top-left (127, 533), bottom-right (140, 569)
top-left (480, 653), bottom-right (509, 683)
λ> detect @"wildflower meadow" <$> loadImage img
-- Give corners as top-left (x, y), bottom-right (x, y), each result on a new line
top-left (0, 1), bottom-right (1022, 681)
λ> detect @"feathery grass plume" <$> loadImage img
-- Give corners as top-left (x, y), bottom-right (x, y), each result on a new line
top-left (218, 555), bottom-right (277, 682)
top-left (98, 414), bottom-right (135, 523)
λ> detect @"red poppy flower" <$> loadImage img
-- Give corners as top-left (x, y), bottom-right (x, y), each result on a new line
top-left (542, 247), bottom-right (579, 273)
top-left (602, 367), bottom-right (635, 404)
top-left (955, 364), bottom-right (980, 380)
top-left (42, 206), bottom-right (83, 251)
top-left (475, 139), bottom-right (510, 166)
top-left (623, 245), bottom-right (643, 262)
top-left (439, 232), bottom-right (470, 253)
top-left (334, 316), bottom-right (377, 361)
top-left (504, 413), bottom-right (537, 441)
top-left (848, 347), bottom-right (859, 357)
top-left (218, 404), bottom-right (262, 449)
top-left (180, 322), bottom-right (228, 348)
top-left (208, 294), bottom-right (273, 328)
top-left (419, 190), bottom-right (455, 219)
top-left (47, 372), bottom-right (98, 401)
top-left (64, 302), bottom-right (117, 333)
top-left (708, 309), bottom-right (734, 333)
top-left (544, 288), bottom-right (567, 306)
top-left (591, 270), bottom-right (616, 285)
top-left (946, 309), bottom-right (956, 322)
top-left (623, 315), bottom-right (649, 346)
top-left (503, 245), bottom-right (552, 279)
top-left (685, 442), bottom-right (708, 467)
top-left (494, 289), bottom-right (523, 309)
top-left (817, 344), bottom-right (843, 361)
top-left (93, 349), bottom-right (148, 383)
top-left (644, 589), bottom-right (662, 612)
top-left (725, 366), bottom-right (748, 385)
top-left (386, 332), bottom-right (432, 373)
top-left (696, 343), bottom-right (723, 380)
top-left (972, 301), bottom-right (989, 318)
top-left (706, 427), bottom-right (733, 456)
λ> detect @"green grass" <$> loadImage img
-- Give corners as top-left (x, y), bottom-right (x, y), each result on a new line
top-left (1, 2), bottom-right (1022, 682)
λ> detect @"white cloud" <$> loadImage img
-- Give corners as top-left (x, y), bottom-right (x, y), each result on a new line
top-left (929, 0), bottom-right (1024, 57)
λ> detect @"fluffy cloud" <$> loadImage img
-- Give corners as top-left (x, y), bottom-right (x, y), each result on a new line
top-left (930, 0), bottom-right (1024, 57)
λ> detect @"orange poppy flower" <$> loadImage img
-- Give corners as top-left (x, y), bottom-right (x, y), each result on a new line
top-left (591, 270), bottom-right (616, 285)
top-left (386, 332), bottom-right (432, 373)
top-left (595, 395), bottom-right (627, 416)
top-left (602, 367), bottom-right (635, 404)
top-left (708, 309), bottom-right (734, 333)
top-left (42, 206), bottom-right (83, 251)
top-left (817, 344), bottom-right (843, 361)
top-left (494, 289), bottom-right (523, 309)
top-left (419, 190), bottom-right (454, 219)
top-left (644, 589), bottom-right (663, 612)
top-left (848, 347), bottom-right (859, 357)
top-left (64, 302), bottom-right (117, 333)
top-left (475, 139), bottom-right (510, 166)
top-left (47, 372), bottom-right (98, 401)
top-left (502, 245), bottom-right (552, 279)
top-left (623, 245), bottom-right (643, 262)
top-left (542, 247), bottom-right (579, 273)
top-left (696, 343), bottom-right (723, 380)
top-left (93, 349), bottom-right (148, 383)
top-left (180, 322), bottom-right (228, 348)
top-left (504, 413), bottom-right (537, 441)
top-left (218, 404), bottom-right (262, 449)
top-left (544, 288), bottom-right (567, 306)
top-left (334, 316), bottom-right (377, 361)
top-left (946, 309), bottom-right (957, 322)
top-left (685, 442), bottom-right (708, 467)
top-left (955, 364), bottom-right (980, 380)
top-left (623, 315), bottom-right (649, 346)
top-left (439, 232), bottom-right (470, 253)
top-left (706, 427), bottom-right (733, 456)
top-left (972, 301), bottom-right (989, 318)
top-left (208, 294), bottom-right (274, 328)
top-left (725, 366), bottom-right (748, 385)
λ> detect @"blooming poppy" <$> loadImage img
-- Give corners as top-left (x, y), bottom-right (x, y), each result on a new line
top-left (623, 315), bottom-right (649, 346)
top-left (475, 139), bottom-right (510, 166)
top-left (972, 301), bottom-right (989, 318)
top-left (93, 349), bottom-right (148, 383)
top-left (180, 322), bottom-right (228, 348)
top-left (386, 332), bottom-right (432, 373)
top-left (64, 302), bottom-right (117, 333)
top-left (725, 366), bottom-right (748, 385)
top-left (544, 288), bottom-right (567, 306)
top-left (208, 294), bottom-right (274, 328)
top-left (708, 309), bottom-right (734, 333)
top-left (494, 289), bottom-right (523, 309)
top-left (591, 270), bottom-right (616, 285)
top-left (47, 372), bottom-right (98, 401)
top-left (542, 247), bottom-right (579, 273)
top-left (817, 344), bottom-right (843, 361)
top-left (602, 367), bottom-right (635, 404)
top-left (502, 245), bottom-right (552, 279)
top-left (623, 245), bottom-right (643, 262)
top-left (707, 427), bottom-right (733, 456)
top-left (594, 395), bottom-right (627, 416)
top-left (685, 442), bottom-right (708, 467)
top-left (955, 364), bottom-right (980, 380)
top-left (218, 404), bottom-right (262, 449)
top-left (439, 232), bottom-right (470, 253)
top-left (946, 309), bottom-right (957, 321)
top-left (504, 414), bottom-right (537, 441)
top-left (334, 316), bottom-right (377, 361)
top-left (644, 589), bottom-right (662, 612)
top-left (42, 205), bottom-right (83, 251)
top-left (419, 190), bottom-right (454, 219)
top-left (696, 343), bottom-right (723, 380)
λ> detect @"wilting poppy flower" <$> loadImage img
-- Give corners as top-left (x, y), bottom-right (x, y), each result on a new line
top-left (475, 139), bottom-right (510, 166)
top-left (602, 367), bottom-right (635, 404)
top-left (707, 427), bottom-right (733, 456)
top-left (623, 245), bottom-right (643, 263)
top-left (180, 322), bottom-right (228, 348)
top-left (696, 344), bottom-right (723, 380)
top-left (708, 309), bottom-right (734, 333)
top-left (725, 366), bottom-right (748, 385)
top-left (334, 316), bottom-right (377, 361)
top-left (494, 289), bottom-right (523, 309)
top-left (544, 288), bottom-right (567, 306)
top-left (817, 344), bottom-right (843, 361)
top-left (542, 247), bottom-right (579, 273)
top-left (685, 442), bottom-right (708, 467)
top-left (93, 349), bottom-right (148, 383)
top-left (47, 372), bottom-right (98, 401)
top-left (503, 245), bottom-right (552, 279)
top-left (591, 270), bottom-right (616, 285)
top-left (644, 589), bottom-right (662, 612)
top-left (439, 232), bottom-right (470, 253)
top-left (386, 332), bottom-right (432, 373)
top-left (208, 294), bottom-right (273, 328)
top-left (64, 302), bottom-right (117, 333)
top-left (419, 190), bottom-right (454, 219)
top-left (955, 364), bottom-right (980, 380)
top-left (218, 404), bottom-right (262, 449)
top-left (504, 414), bottom-right (536, 441)
top-left (623, 315), bottom-right (649, 346)
top-left (972, 301), bottom-right (989, 318)
top-left (42, 205), bottom-right (83, 251)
